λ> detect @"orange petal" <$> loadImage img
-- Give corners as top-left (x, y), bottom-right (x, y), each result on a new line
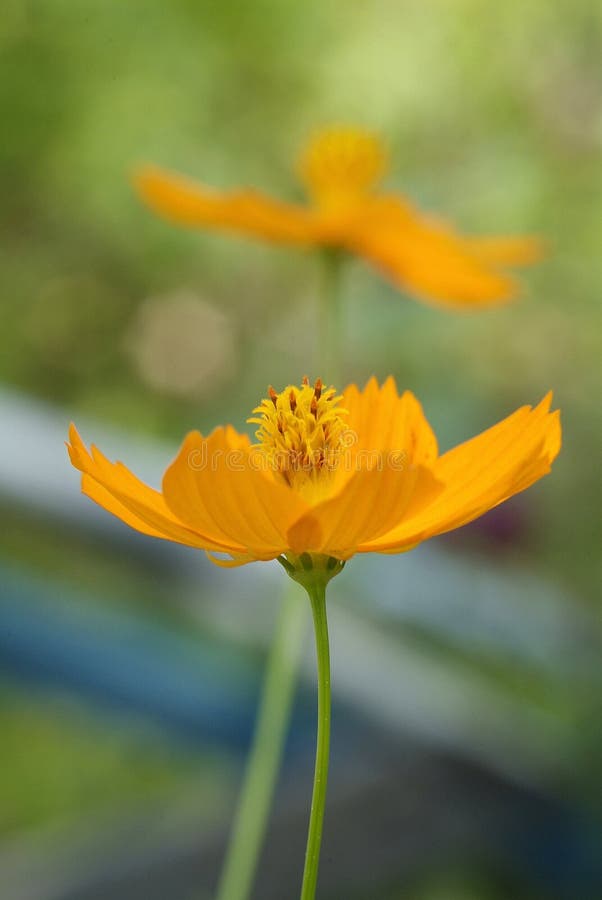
top-left (286, 462), bottom-right (441, 558)
top-left (351, 197), bottom-right (529, 307)
top-left (342, 377), bottom-right (438, 466)
top-left (67, 425), bottom-right (237, 552)
top-left (162, 427), bottom-right (309, 560)
top-left (134, 165), bottom-right (318, 244)
top-left (362, 395), bottom-right (561, 552)
top-left (205, 551), bottom-right (258, 568)
top-left (467, 235), bottom-right (545, 267)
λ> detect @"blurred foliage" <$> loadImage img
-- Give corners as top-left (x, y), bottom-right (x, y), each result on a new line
top-left (0, 685), bottom-right (230, 835)
top-left (378, 869), bottom-right (547, 900)
top-left (1, 502), bottom-right (185, 622)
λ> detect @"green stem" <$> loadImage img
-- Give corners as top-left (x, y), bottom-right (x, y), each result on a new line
top-left (215, 583), bottom-right (308, 900)
top-left (300, 580), bottom-right (331, 900)
top-left (318, 249), bottom-right (345, 385)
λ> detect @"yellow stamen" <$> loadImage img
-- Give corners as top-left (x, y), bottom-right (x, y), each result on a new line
top-left (249, 378), bottom-right (349, 494)
top-left (297, 127), bottom-right (388, 205)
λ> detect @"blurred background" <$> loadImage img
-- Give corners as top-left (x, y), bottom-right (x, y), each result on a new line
top-left (1, 1), bottom-right (601, 898)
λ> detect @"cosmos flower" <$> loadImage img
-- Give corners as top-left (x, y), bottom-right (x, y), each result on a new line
top-left (134, 127), bottom-right (542, 308)
top-left (67, 376), bottom-right (560, 567)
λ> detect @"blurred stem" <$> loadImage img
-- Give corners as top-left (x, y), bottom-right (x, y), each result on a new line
top-left (318, 249), bottom-right (345, 385)
top-left (300, 578), bottom-right (331, 900)
top-left (215, 582), bottom-right (308, 900)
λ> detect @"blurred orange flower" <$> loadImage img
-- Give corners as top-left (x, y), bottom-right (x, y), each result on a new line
top-left (68, 377), bottom-right (560, 567)
top-left (135, 128), bottom-right (542, 308)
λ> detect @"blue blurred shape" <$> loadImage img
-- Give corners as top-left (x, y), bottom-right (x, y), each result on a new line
top-left (0, 563), bottom-right (270, 752)
top-left (508, 805), bottom-right (602, 899)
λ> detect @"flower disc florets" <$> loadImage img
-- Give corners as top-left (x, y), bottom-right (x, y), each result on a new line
top-left (298, 127), bottom-right (387, 203)
top-left (249, 377), bottom-right (349, 495)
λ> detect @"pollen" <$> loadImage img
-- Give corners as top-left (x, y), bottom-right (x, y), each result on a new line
top-left (249, 377), bottom-right (349, 493)
top-left (298, 127), bottom-right (388, 203)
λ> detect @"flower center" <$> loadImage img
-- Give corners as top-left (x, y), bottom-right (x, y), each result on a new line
top-left (249, 377), bottom-right (349, 494)
top-left (297, 127), bottom-right (387, 208)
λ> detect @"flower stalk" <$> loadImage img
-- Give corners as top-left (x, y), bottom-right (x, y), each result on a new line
top-left (281, 554), bottom-right (343, 900)
top-left (300, 575), bottom-right (331, 900)
top-left (319, 248), bottom-right (345, 385)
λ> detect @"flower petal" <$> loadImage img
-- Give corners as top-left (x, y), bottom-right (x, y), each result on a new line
top-left (162, 427), bottom-right (309, 560)
top-left (467, 235), bottom-right (545, 267)
top-left (361, 394), bottom-right (561, 552)
top-left (286, 462), bottom-right (441, 558)
top-left (205, 551), bottom-right (258, 568)
top-left (342, 376), bottom-right (438, 466)
top-left (351, 197), bottom-right (528, 307)
top-left (134, 165), bottom-right (318, 244)
top-left (67, 425), bottom-right (236, 551)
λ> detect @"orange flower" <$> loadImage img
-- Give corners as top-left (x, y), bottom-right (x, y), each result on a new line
top-left (67, 377), bottom-right (560, 567)
top-left (135, 127), bottom-right (542, 308)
